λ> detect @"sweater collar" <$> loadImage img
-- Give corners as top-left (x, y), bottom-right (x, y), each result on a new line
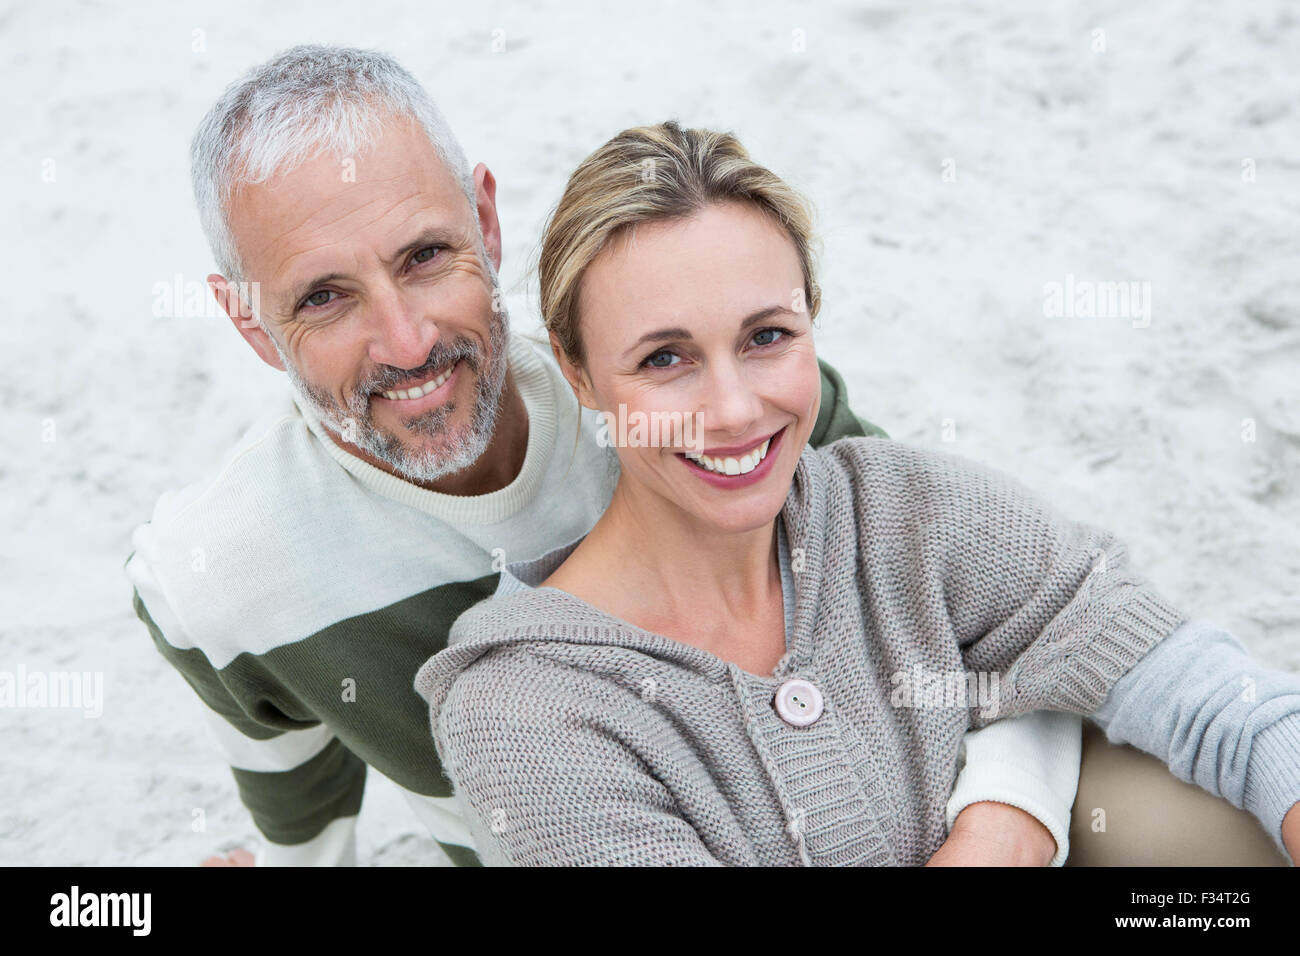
top-left (414, 443), bottom-right (832, 724)
top-left (294, 334), bottom-right (560, 525)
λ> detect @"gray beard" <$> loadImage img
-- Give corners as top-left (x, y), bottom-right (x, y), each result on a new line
top-left (277, 303), bottom-right (511, 485)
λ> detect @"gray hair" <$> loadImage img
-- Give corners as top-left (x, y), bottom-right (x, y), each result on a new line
top-left (191, 44), bottom-right (476, 285)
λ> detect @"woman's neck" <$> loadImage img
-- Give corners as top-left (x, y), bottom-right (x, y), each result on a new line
top-left (577, 477), bottom-right (782, 628)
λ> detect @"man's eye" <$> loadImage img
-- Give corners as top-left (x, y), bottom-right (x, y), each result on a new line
top-left (643, 350), bottom-right (680, 369)
top-left (304, 290), bottom-right (335, 308)
top-left (413, 245), bottom-right (443, 265)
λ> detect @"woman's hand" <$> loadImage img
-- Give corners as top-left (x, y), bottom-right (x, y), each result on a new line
top-left (925, 801), bottom-right (1057, 866)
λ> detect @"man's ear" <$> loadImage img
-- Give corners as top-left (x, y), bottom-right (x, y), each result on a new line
top-left (473, 163), bottom-right (502, 271)
top-left (210, 273), bottom-right (285, 371)
top-left (548, 333), bottom-right (596, 409)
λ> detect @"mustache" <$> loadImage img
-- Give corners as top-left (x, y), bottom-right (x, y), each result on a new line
top-left (357, 338), bottom-right (483, 396)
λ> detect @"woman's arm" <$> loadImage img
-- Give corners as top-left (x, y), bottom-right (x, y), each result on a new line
top-left (1090, 617), bottom-right (1300, 862)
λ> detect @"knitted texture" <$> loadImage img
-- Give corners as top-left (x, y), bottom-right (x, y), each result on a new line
top-left (415, 436), bottom-right (1188, 865)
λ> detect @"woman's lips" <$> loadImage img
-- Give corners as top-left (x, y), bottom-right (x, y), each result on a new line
top-left (677, 425), bottom-right (787, 489)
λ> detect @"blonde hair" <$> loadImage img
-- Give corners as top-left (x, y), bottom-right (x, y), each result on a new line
top-left (538, 120), bottom-right (820, 368)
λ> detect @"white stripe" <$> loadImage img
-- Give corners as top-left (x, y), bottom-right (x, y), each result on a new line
top-left (127, 336), bottom-right (615, 670)
top-left (200, 705), bottom-right (334, 771)
top-left (126, 550), bottom-right (194, 649)
top-left (397, 786), bottom-right (478, 851)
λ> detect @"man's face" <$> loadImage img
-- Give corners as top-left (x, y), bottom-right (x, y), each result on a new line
top-left (222, 114), bottom-right (508, 483)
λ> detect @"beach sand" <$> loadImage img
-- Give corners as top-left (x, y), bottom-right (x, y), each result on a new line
top-left (1, 0), bottom-right (1297, 864)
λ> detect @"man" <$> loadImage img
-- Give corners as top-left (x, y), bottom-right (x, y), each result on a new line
top-left (127, 44), bottom-right (1081, 866)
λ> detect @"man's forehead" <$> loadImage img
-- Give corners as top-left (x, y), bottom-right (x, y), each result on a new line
top-left (227, 119), bottom-right (472, 279)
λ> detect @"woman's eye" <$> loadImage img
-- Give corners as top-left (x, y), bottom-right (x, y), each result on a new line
top-left (304, 290), bottom-right (335, 308)
top-left (643, 350), bottom-right (680, 369)
top-left (412, 245), bottom-right (442, 265)
top-left (752, 328), bottom-right (784, 347)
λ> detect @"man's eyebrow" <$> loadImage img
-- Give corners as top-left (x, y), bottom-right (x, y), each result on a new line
top-left (279, 227), bottom-right (464, 311)
top-left (280, 272), bottom-right (345, 311)
top-left (387, 226), bottom-right (463, 265)
top-left (621, 305), bottom-right (798, 360)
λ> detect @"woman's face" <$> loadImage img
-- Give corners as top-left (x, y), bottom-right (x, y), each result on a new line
top-left (562, 200), bottom-right (822, 535)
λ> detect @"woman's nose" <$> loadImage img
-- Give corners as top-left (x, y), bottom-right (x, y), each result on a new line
top-left (700, 361), bottom-right (765, 433)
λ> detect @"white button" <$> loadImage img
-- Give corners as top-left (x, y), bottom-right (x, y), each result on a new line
top-left (774, 678), bottom-right (823, 727)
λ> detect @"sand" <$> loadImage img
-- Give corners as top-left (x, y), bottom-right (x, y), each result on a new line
top-left (2, 0), bottom-right (1297, 865)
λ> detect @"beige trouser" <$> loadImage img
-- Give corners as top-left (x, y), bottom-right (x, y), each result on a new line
top-left (1065, 721), bottom-right (1290, 866)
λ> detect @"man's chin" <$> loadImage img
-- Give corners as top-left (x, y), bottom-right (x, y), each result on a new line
top-left (362, 427), bottom-right (493, 484)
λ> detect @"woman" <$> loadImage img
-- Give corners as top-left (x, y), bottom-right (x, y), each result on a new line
top-left (415, 121), bottom-right (1300, 866)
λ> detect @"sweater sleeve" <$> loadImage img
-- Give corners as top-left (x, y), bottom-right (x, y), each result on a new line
top-left (434, 649), bottom-right (724, 866)
top-left (1090, 617), bottom-right (1300, 860)
top-left (127, 553), bottom-right (366, 866)
top-left (945, 711), bottom-right (1082, 866)
top-left (876, 444), bottom-right (1190, 722)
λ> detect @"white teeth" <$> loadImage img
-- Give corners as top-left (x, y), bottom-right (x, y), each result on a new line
top-left (380, 363), bottom-right (454, 401)
top-left (685, 435), bottom-right (774, 476)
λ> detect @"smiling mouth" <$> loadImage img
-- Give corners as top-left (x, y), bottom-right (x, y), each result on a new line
top-left (679, 429), bottom-right (779, 476)
top-left (375, 360), bottom-right (458, 402)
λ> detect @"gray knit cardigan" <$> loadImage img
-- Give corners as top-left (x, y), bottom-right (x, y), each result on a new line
top-left (415, 437), bottom-right (1188, 865)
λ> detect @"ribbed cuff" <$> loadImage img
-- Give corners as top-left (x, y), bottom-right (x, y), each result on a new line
top-left (1243, 712), bottom-right (1300, 864)
top-left (1055, 584), bottom-right (1188, 714)
top-left (945, 761), bottom-right (1073, 867)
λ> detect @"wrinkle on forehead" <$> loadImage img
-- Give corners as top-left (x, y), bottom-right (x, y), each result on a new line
top-left (225, 117), bottom-right (473, 284)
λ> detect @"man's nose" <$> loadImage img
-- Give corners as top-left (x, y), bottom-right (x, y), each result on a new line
top-left (366, 285), bottom-right (439, 370)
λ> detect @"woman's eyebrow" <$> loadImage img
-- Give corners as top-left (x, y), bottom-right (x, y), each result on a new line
top-left (737, 305), bottom-right (797, 331)
top-left (621, 305), bottom-right (798, 360)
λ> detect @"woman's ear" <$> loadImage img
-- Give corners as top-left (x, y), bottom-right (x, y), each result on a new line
top-left (549, 333), bottom-right (597, 409)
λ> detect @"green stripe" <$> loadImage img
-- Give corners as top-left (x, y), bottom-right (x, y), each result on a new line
top-left (134, 589), bottom-right (288, 740)
top-left (137, 575), bottom-right (498, 861)
top-left (244, 573), bottom-right (500, 798)
top-left (231, 738), bottom-right (366, 846)
top-left (438, 841), bottom-right (483, 867)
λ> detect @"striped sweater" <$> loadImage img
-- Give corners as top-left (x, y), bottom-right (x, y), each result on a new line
top-left (125, 333), bottom-right (1080, 865)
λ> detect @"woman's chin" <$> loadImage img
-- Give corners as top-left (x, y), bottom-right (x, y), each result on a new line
top-left (675, 476), bottom-right (794, 536)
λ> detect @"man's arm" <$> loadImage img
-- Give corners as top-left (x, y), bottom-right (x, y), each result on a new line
top-left (128, 555), bottom-right (366, 866)
top-left (944, 712), bottom-right (1082, 866)
top-left (811, 358), bottom-right (889, 446)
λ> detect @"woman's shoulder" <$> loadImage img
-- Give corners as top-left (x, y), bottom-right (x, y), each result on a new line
top-left (804, 434), bottom-right (1046, 501)
top-left (418, 584), bottom-right (646, 739)
top-left (417, 600), bottom-right (582, 748)
top-left (793, 435), bottom-right (1070, 545)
